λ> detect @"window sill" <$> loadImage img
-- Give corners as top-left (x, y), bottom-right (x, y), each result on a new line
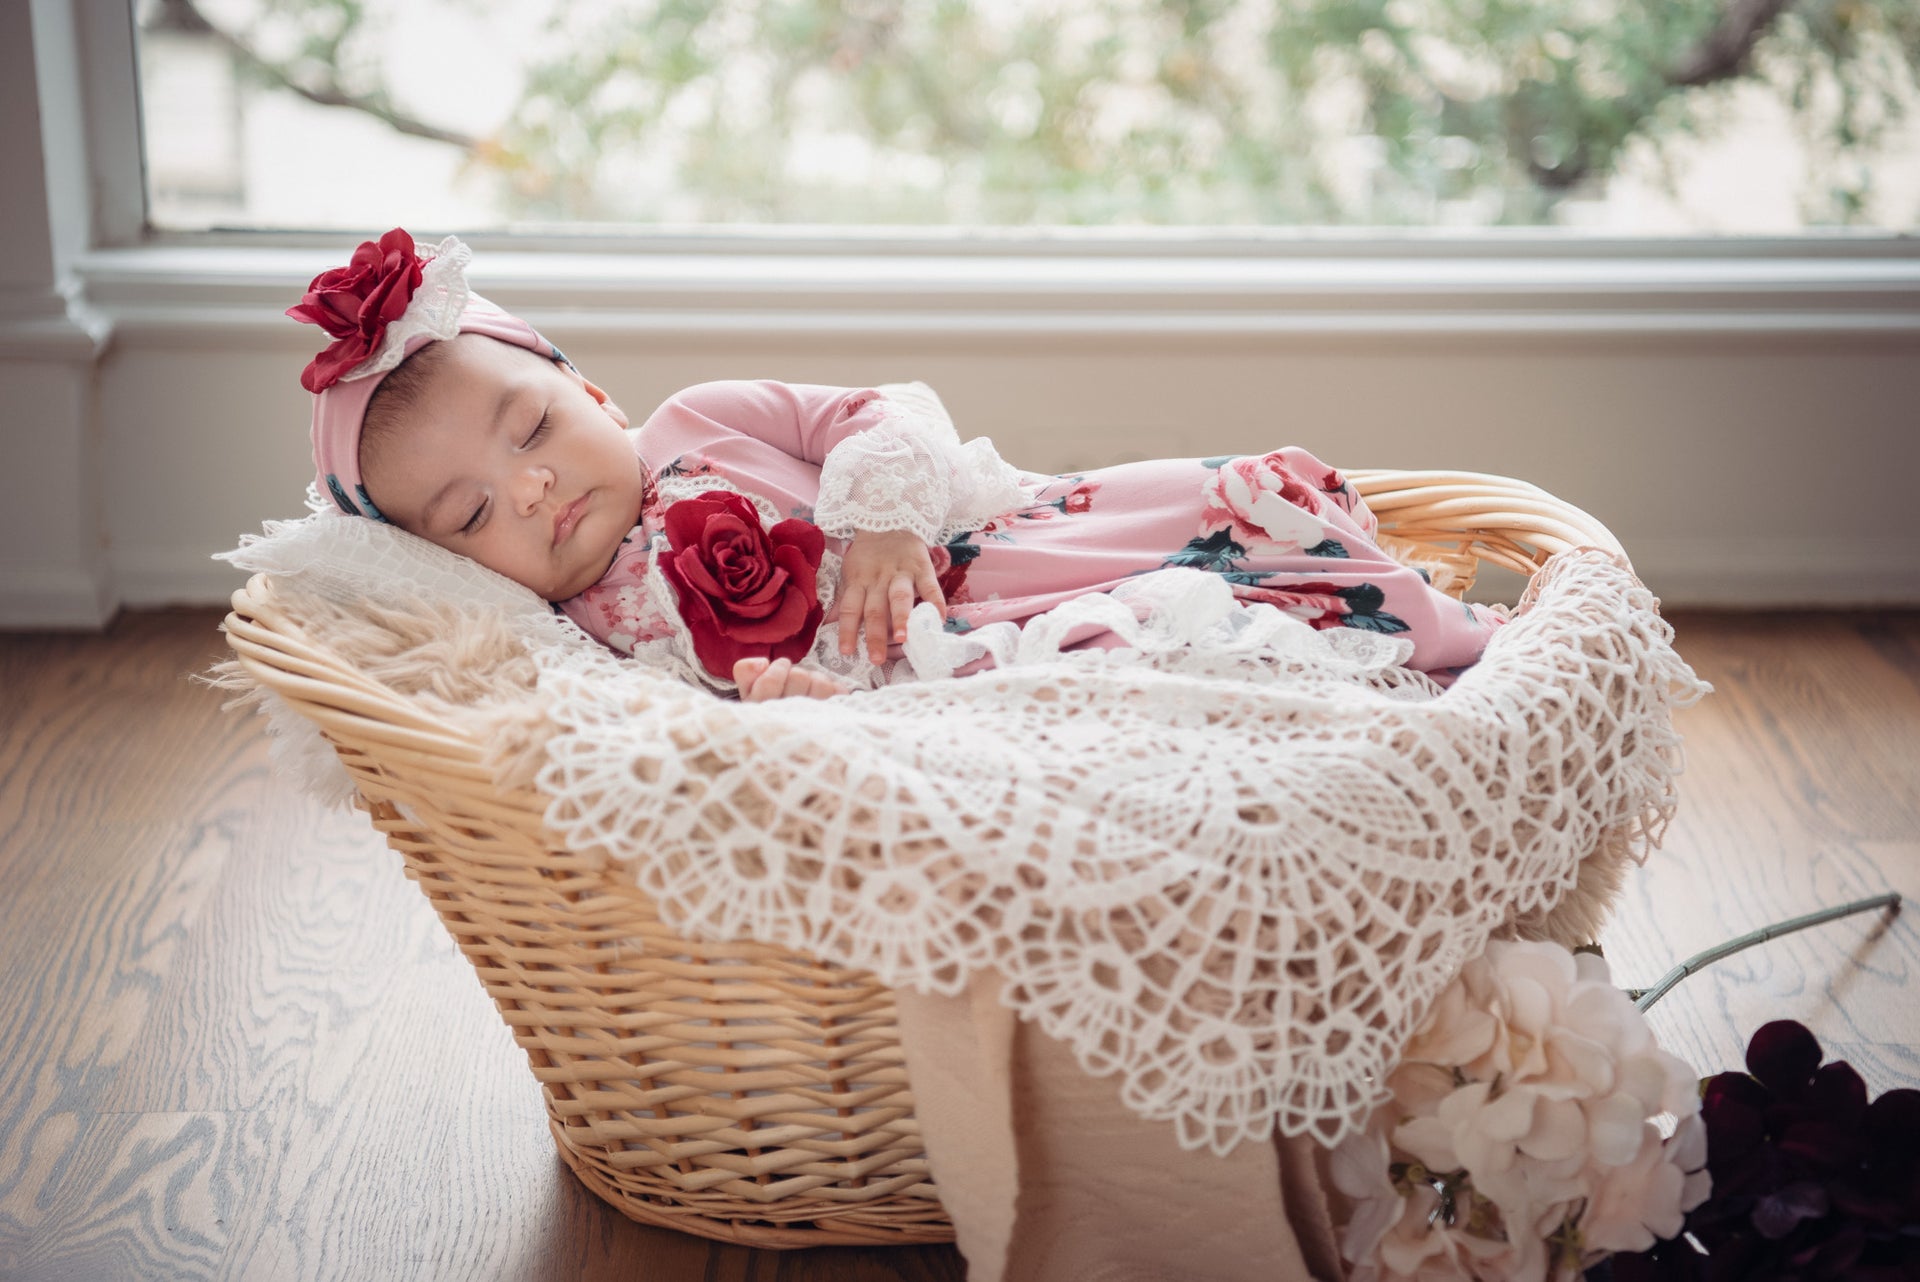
top-left (74, 239), bottom-right (1920, 342)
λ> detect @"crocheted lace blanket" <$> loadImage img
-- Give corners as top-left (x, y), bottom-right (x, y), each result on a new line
top-left (529, 550), bottom-right (1709, 1153)
top-left (218, 510), bottom-right (1708, 1154)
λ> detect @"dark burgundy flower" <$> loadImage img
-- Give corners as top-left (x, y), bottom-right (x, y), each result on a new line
top-left (286, 227), bottom-right (426, 392)
top-left (1614, 1021), bottom-right (1920, 1282)
top-left (1703, 1072), bottom-right (1769, 1174)
top-left (657, 491), bottom-right (825, 681)
top-left (1751, 1181), bottom-right (1829, 1239)
top-left (1608, 1238), bottom-right (1710, 1282)
top-left (1746, 1020), bottom-right (1823, 1097)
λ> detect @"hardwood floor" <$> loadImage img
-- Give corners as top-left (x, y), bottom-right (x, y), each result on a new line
top-left (1594, 612), bottom-right (1919, 1101)
top-left (0, 607), bottom-right (1914, 1281)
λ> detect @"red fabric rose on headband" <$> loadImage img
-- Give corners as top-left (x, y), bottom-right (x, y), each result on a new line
top-left (660, 491), bottom-right (826, 682)
top-left (286, 227), bottom-right (426, 393)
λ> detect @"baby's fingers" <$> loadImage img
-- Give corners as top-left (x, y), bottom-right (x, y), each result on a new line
top-left (788, 666), bottom-right (848, 700)
top-left (866, 581), bottom-right (895, 665)
top-left (735, 656), bottom-right (846, 702)
top-left (738, 656), bottom-right (795, 702)
top-left (887, 572), bottom-right (917, 647)
top-left (837, 583), bottom-right (867, 657)
top-left (915, 562), bottom-right (947, 619)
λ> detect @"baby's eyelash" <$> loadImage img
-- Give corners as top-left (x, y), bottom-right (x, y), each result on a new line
top-left (457, 413), bottom-right (546, 535)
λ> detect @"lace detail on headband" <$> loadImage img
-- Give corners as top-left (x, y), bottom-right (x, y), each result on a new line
top-left (339, 236), bottom-right (475, 384)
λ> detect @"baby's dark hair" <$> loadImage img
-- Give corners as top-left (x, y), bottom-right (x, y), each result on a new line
top-left (359, 338), bottom-right (454, 467)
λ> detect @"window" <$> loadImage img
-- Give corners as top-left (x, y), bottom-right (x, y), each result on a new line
top-left (138, 0), bottom-right (1920, 237)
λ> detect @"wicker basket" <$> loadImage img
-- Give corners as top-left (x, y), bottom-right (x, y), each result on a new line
top-left (219, 468), bottom-right (1622, 1249)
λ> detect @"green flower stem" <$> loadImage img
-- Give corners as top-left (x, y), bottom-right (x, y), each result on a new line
top-left (1629, 892), bottom-right (1903, 1012)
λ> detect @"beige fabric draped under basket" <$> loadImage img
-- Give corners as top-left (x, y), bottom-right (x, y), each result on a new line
top-left (218, 469), bottom-right (1625, 1250)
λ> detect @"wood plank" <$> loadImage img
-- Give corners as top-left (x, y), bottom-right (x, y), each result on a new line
top-left (0, 611), bottom-right (961, 1281)
top-left (0, 615), bottom-right (249, 1277)
top-left (2, 606), bottom-right (1914, 1280)
top-left (5, 1112), bottom-right (235, 1281)
top-left (1598, 609), bottom-right (1920, 1093)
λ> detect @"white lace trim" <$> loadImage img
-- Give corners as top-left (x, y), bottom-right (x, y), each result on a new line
top-left (901, 566), bottom-right (1422, 682)
top-left (336, 236), bottom-right (475, 384)
top-left (813, 397), bottom-right (1030, 544)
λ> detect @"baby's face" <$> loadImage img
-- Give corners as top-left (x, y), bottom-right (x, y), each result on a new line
top-left (360, 334), bottom-right (646, 601)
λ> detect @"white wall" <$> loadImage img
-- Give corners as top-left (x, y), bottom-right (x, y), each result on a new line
top-left (88, 294), bottom-right (1920, 611)
top-left (4, 2), bottom-right (1919, 628)
top-left (0, 0), bottom-right (111, 628)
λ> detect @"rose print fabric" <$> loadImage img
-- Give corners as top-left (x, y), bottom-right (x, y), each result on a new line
top-left (555, 379), bottom-right (1505, 681)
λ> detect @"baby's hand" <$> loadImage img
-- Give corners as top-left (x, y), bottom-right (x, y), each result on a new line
top-left (836, 529), bottom-right (947, 665)
top-left (733, 656), bottom-right (850, 701)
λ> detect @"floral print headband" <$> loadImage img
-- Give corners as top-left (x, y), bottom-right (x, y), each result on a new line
top-left (290, 228), bottom-right (569, 521)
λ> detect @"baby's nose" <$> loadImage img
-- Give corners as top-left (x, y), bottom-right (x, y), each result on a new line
top-left (511, 466), bottom-right (554, 513)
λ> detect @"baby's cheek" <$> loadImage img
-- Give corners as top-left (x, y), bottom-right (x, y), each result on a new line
top-left (482, 536), bottom-right (547, 595)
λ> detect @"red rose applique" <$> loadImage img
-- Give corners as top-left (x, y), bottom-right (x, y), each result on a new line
top-left (658, 491), bottom-right (827, 681)
top-left (286, 227), bottom-right (426, 393)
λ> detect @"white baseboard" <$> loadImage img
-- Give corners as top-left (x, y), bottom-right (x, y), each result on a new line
top-left (109, 547), bottom-right (248, 611)
top-left (0, 565), bottom-right (116, 628)
top-left (1630, 535), bottom-right (1920, 608)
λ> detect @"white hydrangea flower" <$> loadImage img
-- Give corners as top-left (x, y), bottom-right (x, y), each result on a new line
top-left (1329, 939), bottom-right (1711, 1280)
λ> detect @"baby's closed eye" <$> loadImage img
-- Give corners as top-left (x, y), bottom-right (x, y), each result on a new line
top-left (522, 411), bottom-right (552, 449)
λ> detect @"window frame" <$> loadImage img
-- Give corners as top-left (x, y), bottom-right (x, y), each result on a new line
top-left (72, 0), bottom-right (1920, 338)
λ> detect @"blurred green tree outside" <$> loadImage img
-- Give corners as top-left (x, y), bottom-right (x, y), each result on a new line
top-left (147, 0), bottom-right (1920, 228)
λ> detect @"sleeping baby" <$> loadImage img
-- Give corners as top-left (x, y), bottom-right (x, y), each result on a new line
top-left (294, 229), bottom-right (1505, 700)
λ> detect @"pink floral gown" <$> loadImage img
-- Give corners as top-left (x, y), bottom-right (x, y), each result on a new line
top-left (555, 380), bottom-right (1505, 686)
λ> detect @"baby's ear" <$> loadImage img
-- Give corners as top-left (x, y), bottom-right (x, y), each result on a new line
top-left (585, 379), bottom-right (630, 428)
top-left (561, 359), bottom-right (630, 428)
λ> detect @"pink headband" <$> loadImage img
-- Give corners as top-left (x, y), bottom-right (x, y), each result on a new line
top-left (292, 230), bottom-right (568, 520)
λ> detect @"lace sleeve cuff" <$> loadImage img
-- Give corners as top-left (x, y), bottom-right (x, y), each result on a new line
top-left (813, 399), bottom-right (1027, 544)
